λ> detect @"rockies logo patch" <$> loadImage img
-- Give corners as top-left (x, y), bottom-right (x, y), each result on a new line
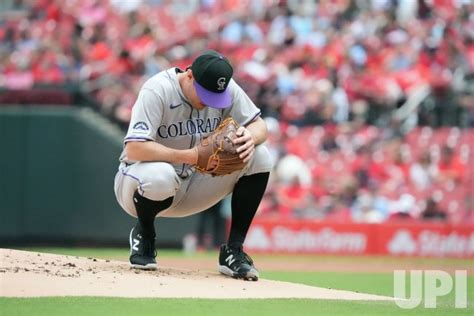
top-left (133, 121), bottom-right (149, 131)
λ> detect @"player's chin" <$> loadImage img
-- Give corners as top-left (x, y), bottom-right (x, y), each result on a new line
top-left (195, 102), bottom-right (207, 110)
top-left (190, 100), bottom-right (204, 110)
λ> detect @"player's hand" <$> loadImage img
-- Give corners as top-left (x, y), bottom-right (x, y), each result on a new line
top-left (233, 126), bottom-right (255, 163)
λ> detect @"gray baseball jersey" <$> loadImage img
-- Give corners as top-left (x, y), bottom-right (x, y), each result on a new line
top-left (119, 67), bottom-right (261, 178)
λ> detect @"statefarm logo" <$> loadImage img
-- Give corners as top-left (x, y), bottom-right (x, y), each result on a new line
top-left (388, 230), bottom-right (417, 255)
top-left (245, 225), bottom-right (367, 253)
top-left (388, 229), bottom-right (474, 256)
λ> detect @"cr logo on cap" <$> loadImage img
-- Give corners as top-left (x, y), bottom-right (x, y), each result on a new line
top-left (217, 77), bottom-right (226, 90)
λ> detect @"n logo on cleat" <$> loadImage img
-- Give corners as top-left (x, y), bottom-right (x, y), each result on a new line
top-left (132, 238), bottom-right (140, 251)
top-left (225, 254), bottom-right (236, 266)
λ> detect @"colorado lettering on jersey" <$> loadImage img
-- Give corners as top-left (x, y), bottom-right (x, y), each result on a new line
top-left (157, 117), bottom-right (222, 138)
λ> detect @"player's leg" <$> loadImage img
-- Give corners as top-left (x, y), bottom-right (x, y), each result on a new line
top-left (114, 162), bottom-right (180, 270)
top-left (218, 172), bottom-right (269, 280)
top-left (218, 145), bottom-right (272, 281)
top-left (155, 145), bottom-right (272, 279)
top-left (130, 191), bottom-right (173, 269)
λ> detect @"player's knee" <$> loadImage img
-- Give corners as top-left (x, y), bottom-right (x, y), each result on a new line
top-left (247, 145), bottom-right (273, 173)
top-left (139, 162), bottom-right (180, 200)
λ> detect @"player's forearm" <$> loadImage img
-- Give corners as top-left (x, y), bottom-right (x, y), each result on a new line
top-left (125, 141), bottom-right (197, 165)
top-left (245, 117), bottom-right (268, 145)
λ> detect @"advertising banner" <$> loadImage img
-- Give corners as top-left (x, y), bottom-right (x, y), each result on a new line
top-left (244, 220), bottom-right (474, 258)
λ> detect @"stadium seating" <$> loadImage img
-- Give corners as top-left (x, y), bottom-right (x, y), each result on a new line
top-left (1, 0), bottom-right (472, 223)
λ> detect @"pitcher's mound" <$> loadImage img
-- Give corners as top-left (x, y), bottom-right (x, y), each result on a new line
top-left (0, 249), bottom-right (393, 300)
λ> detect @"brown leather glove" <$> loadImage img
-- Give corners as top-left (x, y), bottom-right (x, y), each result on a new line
top-left (194, 117), bottom-right (247, 176)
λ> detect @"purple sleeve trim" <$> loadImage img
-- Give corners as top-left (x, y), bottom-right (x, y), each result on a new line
top-left (124, 136), bottom-right (154, 143)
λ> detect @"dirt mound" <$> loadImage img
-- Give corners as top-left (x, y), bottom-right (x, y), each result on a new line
top-left (0, 249), bottom-right (393, 300)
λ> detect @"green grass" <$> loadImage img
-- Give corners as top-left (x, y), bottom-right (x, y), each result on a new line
top-left (262, 271), bottom-right (396, 295)
top-left (1, 248), bottom-right (473, 316)
top-left (2, 297), bottom-right (472, 316)
top-left (267, 271), bottom-right (474, 299)
top-left (1, 290), bottom-right (472, 316)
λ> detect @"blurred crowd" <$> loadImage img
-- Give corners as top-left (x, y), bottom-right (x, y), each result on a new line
top-left (1, 0), bottom-right (472, 223)
top-left (262, 120), bottom-right (472, 224)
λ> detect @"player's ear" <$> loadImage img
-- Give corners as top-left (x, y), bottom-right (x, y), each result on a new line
top-left (185, 67), bottom-right (194, 79)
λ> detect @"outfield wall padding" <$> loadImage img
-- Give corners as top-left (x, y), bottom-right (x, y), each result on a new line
top-left (0, 106), bottom-right (198, 247)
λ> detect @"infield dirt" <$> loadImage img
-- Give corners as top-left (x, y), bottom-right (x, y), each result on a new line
top-left (0, 248), bottom-right (395, 300)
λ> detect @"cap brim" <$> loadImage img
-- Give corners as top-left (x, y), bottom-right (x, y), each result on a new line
top-left (193, 81), bottom-right (232, 109)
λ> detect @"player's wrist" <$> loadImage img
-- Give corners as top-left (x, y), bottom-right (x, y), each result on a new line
top-left (181, 148), bottom-right (198, 165)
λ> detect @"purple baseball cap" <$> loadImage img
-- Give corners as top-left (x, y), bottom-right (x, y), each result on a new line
top-left (191, 50), bottom-right (233, 109)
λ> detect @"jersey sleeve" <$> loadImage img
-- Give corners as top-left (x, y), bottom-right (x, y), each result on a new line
top-left (124, 88), bottom-right (162, 143)
top-left (224, 79), bottom-right (261, 126)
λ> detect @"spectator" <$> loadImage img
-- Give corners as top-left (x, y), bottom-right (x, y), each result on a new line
top-left (387, 193), bottom-right (418, 221)
top-left (320, 125), bottom-right (339, 152)
top-left (409, 151), bottom-right (437, 190)
top-left (436, 145), bottom-right (465, 184)
top-left (276, 175), bottom-right (313, 219)
top-left (421, 198), bottom-right (447, 221)
top-left (275, 153), bottom-right (312, 187)
top-left (350, 188), bottom-right (389, 223)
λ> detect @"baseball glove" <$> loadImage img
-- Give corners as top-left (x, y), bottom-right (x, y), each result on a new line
top-left (194, 117), bottom-right (247, 176)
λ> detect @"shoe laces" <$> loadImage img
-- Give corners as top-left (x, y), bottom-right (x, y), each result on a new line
top-left (230, 245), bottom-right (253, 266)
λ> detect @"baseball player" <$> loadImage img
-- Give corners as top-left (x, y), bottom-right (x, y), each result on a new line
top-left (114, 50), bottom-right (272, 281)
